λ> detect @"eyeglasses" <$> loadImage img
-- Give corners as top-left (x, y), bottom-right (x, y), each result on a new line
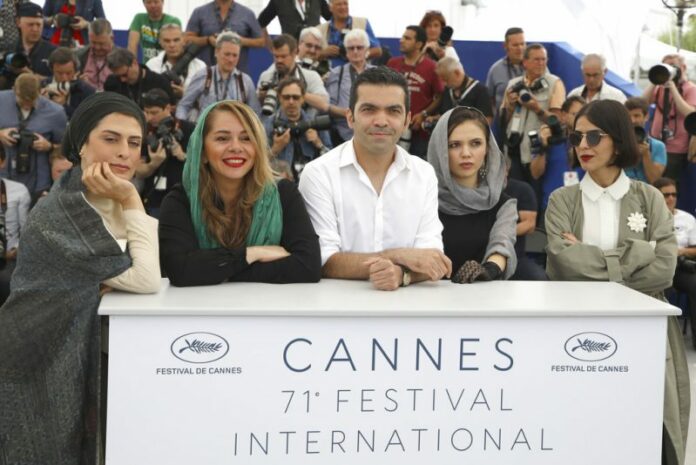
top-left (280, 94), bottom-right (302, 101)
top-left (346, 45), bottom-right (365, 52)
top-left (568, 130), bottom-right (609, 147)
top-left (302, 43), bottom-right (321, 50)
top-left (663, 192), bottom-right (678, 198)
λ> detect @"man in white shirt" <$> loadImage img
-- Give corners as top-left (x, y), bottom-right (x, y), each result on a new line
top-left (567, 54), bottom-right (626, 103)
top-left (299, 67), bottom-right (452, 291)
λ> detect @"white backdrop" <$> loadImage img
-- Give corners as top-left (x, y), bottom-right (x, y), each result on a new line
top-left (103, 0), bottom-right (665, 80)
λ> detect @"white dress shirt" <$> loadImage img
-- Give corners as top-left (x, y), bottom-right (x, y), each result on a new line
top-left (674, 209), bottom-right (696, 248)
top-left (580, 170), bottom-right (630, 251)
top-left (567, 81), bottom-right (627, 103)
top-left (298, 141), bottom-right (444, 265)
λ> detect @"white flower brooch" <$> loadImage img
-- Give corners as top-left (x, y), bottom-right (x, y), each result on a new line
top-left (627, 212), bottom-right (647, 233)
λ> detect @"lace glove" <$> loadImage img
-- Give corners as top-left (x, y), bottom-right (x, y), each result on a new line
top-left (452, 260), bottom-right (503, 284)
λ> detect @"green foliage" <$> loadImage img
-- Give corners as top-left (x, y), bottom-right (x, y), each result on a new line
top-left (658, 21), bottom-right (696, 51)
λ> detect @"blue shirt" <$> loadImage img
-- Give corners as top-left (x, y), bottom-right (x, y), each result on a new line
top-left (624, 137), bottom-right (667, 183)
top-left (175, 65), bottom-right (260, 122)
top-left (0, 91), bottom-right (67, 196)
top-left (325, 63), bottom-right (373, 141)
top-left (326, 16), bottom-right (380, 67)
top-left (185, 1), bottom-right (262, 73)
top-left (540, 142), bottom-right (585, 209)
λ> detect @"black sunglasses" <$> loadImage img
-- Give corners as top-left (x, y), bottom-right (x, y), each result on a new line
top-left (568, 130), bottom-right (608, 147)
top-left (663, 192), bottom-right (678, 198)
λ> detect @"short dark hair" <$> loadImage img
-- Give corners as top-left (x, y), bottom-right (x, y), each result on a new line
top-left (447, 106), bottom-right (490, 145)
top-left (572, 100), bottom-right (640, 169)
top-left (505, 27), bottom-right (524, 40)
top-left (272, 34), bottom-right (298, 54)
top-left (142, 88), bottom-right (170, 109)
top-left (277, 76), bottom-right (306, 96)
top-left (561, 96), bottom-right (585, 113)
top-left (624, 97), bottom-right (649, 116)
top-left (106, 48), bottom-right (135, 70)
top-left (653, 177), bottom-right (676, 191)
top-left (523, 43), bottom-right (545, 60)
top-left (349, 66), bottom-right (410, 114)
top-left (49, 46), bottom-right (79, 70)
top-left (406, 25), bottom-right (427, 50)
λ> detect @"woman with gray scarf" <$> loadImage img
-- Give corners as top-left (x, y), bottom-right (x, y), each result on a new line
top-left (427, 106), bottom-right (518, 283)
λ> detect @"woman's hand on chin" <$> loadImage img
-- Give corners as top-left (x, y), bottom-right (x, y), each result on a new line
top-left (82, 162), bottom-right (142, 210)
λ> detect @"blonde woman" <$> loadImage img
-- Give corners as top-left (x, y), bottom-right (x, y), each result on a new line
top-left (159, 100), bottom-right (321, 285)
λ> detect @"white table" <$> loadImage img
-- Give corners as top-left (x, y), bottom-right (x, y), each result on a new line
top-left (100, 279), bottom-right (678, 465)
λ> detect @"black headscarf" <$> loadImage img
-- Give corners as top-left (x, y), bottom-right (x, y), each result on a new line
top-left (62, 92), bottom-right (146, 164)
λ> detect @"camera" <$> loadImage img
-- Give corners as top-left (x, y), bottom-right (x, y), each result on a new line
top-left (422, 119), bottom-right (436, 132)
top-left (648, 63), bottom-right (681, 86)
top-left (546, 115), bottom-right (565, 146)
top-left (510, 78), bottom-right (549, 104)
top-left (260, 81), bottom-right (279, 116)
top-left (298, 57), bottom-right (319, 71)
top-left (337, 28), bottom-right (351, 59)
top-left (684, 112), bottom-right (696, 136)
top-left (45, 80), bottom-right (72, 98)
top-left (162, 43), bottom-right (202, 85)
top-left (145, 117), bottom-right (183, 153)
top-left (528, 130), bottom-right (542, 156)
top-left (273, 115), bottom-right (331, 138)
top-left (634, 125), bottom-right (648, 145)
top-left (10, 129), bottom-right (38, 175)
top-left (54, 13), bottom-right (80, 47)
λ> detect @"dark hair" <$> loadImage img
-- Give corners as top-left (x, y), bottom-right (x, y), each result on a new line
top-left (571, 100), bottom-right (640, 169)
top-left (142, 88), bottom-right (170, 109)
top-left (106, 48), bottom-right (135, 70)
top-left (49, 47), bottom-right (79, 70)
top-left (505, 27), bottom-right (524, 40)
top-left (653, 177), bottom-right (676, 191)
top-left (447, 106), bottom-right (490, 145)
top-left (89, 18), bottom-right (112, 36)
top-left (624, 97), bottom-right (649, 116)
top-left (523, 43), bottom-right (545, 60)
top-left (561, 96), bottom-right (585, 113)
top-left (277, 76), bottom-right (306, 96)
top-left (349, 66), bottom-right (410, 114)
top-left (419, 11), bottom-right (446, 30)
top-left (272, 34), bottom-right (298, 54)
top-left (406, 25), bottom-right (427, 50)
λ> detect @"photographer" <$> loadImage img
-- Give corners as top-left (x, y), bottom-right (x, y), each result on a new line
top-left (14, 3), bottom-right (56, 79)
top-left (40, 47), bottom-right (94, 119)
top-left (654, 177), bottom-right (696, 348)
top-left (257, 34), bottom-right (329, 118)
top-left (75, 18), bottom-right (113, 91)
top-left (418, 10), bottom-right (458, 62)
top-left (317, 0), bottom-right (381, 67)
top-left (176, 31), bottom-right (259, 122)
top-left (624, 97), bottom-right (666, 183)
top-left (137, 89), bottom-right (192, 216)
top-left (257, 0), bottom-right (331, 40)
top-left (642, 54), bottom-right (696, 182)
top-left (502, 43), bottom-right (565, 184)
top-left (430, 57), bottom-right (492, 125)
top-left (104, 48), bottom-right (174, 106)
top-left (567, 54), bottom-right (626, 103)
top-left (127, 0), bottom-right (181, 62)
top-left (297, 26), bottom-right (330, 78)
top-left (0, 143), bottom-right (31, 305)
top-left (145, 23), bottom-right (206, 100)
top-left (529, 96), bottom-right (585, 212)
top-left (264, 76), bottom-right (331, 180)
top-left (43, 0), bottom-right (104, 47)
top-left (0, 73), bottom-right (66, 202)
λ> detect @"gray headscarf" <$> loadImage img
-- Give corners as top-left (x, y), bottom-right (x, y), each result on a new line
top-left (427, 107), bottom-right (507, 215)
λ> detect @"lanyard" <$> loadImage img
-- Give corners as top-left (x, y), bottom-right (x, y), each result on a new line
top-left (214, 68), bottom-right (234, 101)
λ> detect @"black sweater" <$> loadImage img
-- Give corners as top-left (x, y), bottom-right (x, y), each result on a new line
top-left (159, 180), bottom-right (321, 286)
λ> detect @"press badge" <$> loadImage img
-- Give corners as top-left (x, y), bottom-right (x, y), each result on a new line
top-left (155, 176), bottom-right (167, 191)
top-left (563, 171), bottom-right (579, 186)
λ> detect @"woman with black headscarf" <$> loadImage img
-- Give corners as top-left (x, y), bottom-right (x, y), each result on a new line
top-left (427, 106), bottom-right (518, 283)
top-left (0, 92), bottom-right (160, 465)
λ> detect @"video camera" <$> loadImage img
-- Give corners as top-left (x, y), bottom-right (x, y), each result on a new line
top-left (10, 128), bottom-right (38, 175)
top-left (510, 77), bottom-right (549, 104)
top-left (146, 117), bottom-right (183, 153)
top-left (162, 43), bottom-right (202, 85)
top-left (273, 115), bottom-right (331, 138)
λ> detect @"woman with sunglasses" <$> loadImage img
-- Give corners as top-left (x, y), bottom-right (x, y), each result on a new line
top-left (427, 106), bottom-right (517, 283)
top-left (159, 100), bottom-right (321, 286)
top-left (545, 99), bottom-right (688, 465)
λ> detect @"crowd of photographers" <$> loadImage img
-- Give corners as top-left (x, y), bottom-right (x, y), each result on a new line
top-left (0, 1), bottom-right (693, 317)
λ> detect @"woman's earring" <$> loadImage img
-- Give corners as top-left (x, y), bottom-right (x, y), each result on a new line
top-left (478, 165), bottom-right (488, 180)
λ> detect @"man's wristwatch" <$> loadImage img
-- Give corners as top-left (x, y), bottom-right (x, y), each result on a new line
top-left (400, 266), bottom-right (411, 287)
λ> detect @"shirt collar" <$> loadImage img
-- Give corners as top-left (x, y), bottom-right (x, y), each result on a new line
top-left (580, 170), bottom-right (630, 202)
top-left (339, 140), bottom-right (411, 172)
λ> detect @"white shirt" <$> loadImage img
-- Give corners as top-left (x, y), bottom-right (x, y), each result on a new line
top-left (568, 81), bottom-right (627, 103)
top-left (674, 208), bottom-right (696, 248)
top-left (298, 141), bottom-right (444, 265)
top-left (580, 170), bottom-right (631, 251)
top-left (146, 51), bottom-right (207, 92)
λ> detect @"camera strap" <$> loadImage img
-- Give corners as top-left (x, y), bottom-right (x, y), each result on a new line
top-left (213, 68), bottom-right (233, 101)
top-left (452, 76), bottom-right (479, 105)
top-left (0, 179), bottom-right (6, 214)
top-left (661, 87), bottom-right (673, 142)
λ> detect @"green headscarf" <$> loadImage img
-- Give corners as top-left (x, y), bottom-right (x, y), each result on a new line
top-left (182, 100), bottom-right (283, 249)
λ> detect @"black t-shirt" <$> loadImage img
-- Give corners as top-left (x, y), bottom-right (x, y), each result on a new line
top-left (504, 178), bottom-right (537, 256)
top-left (18, 39), bottom-right (56, 78)
top-left (104, 65), bottom-right (174, 106)
top-left (438, 78), bottom-right (493, 118)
